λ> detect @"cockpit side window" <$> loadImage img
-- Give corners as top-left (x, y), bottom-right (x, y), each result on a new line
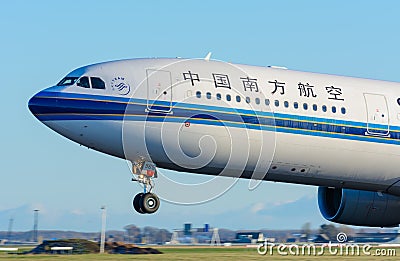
top-left (91, 77), bottom-right (105, 89)
top-left (57, 77), bottom-right (78, 86)
top-left (77, 76), bottom-right (90, 88)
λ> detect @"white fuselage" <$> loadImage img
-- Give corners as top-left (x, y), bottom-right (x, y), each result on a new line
top-left (28, 58), bottom-right (400, 197)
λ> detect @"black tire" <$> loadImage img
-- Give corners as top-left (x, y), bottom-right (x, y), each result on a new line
top-left (133, 193), bottom-right (145, 214)
top-left (141, 193), bottom-right (160, 214)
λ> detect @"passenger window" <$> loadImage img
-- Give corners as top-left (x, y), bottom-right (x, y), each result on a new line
top-left (91, 77), bottom-right (105, 89)
top-left (255, 97), bottom-right (260, 104)
top-left (265, 99), bottom-right (270, 106)
top-left (341, 107), bottom-right (346, 114)
top-left (322, 105), bottom-right (327, 112)
top-left (206, 92), bottom-right (211, 99)
top-left (274, 100), bottom-right (279, 107)
top-left (216, 93), bottom-right (222, 100)
top-left (284, 101), bottom-right (289, 108)
top-left (77, 76), bottom-right (90, 88)
top-left (246, 97), bottom-right (250, 103)
top-left (196, 91), bottom-right (201, 98)
top-left (226, 94), bottom-right (231, 101)
top-left (303, 103), bottom-right (308, 110)
top-left (236, 95), bottom-right (241, 102)
top-left (313, 104), bottom-right (317, 111)
top-left (332, 106), bottom-right (337, 113)
top-left (294, 102), bottom-right (299, 109)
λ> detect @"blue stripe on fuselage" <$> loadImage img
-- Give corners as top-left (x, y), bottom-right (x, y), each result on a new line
top-left (30, 91), bottom-right (400, 145)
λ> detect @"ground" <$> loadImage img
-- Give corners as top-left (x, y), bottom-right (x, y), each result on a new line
top-left (0, 246), bottom-right (398, 260)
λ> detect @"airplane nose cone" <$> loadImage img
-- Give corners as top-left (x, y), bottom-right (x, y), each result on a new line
top-left (28, 92), bottom-right (41, 117)
top-left (28, 89), bottom-right (58, 119)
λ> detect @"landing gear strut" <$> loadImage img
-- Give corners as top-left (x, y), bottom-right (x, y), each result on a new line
top-left (131, 161), bottom-right (160, 214)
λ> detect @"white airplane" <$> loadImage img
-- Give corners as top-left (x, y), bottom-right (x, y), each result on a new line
top-left (29, 55), bottom-right (400, 227)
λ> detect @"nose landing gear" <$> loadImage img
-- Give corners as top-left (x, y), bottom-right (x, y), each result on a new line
top-left (131, 161), bottom-right (160, 214)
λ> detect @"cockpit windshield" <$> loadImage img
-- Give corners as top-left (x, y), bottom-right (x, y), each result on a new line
top-left (57, 77), bottom-right (79, 86)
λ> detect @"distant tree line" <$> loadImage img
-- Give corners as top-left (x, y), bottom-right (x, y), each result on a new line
top-left (124, 225), bottom-right (171, 244)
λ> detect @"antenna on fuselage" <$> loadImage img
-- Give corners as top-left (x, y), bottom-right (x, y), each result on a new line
top-left (204, 52), bottom-right (212, 61)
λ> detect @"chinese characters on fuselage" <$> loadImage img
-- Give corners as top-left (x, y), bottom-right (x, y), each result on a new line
top-left (269, 80), bottom-right (285, 95)
top-left (183, 71), bottom-right (200, 86)
top-left (213, 73), bottom-right (231, 89)
top-left (182, 71), bottom-right (344, 101)
top-left (241, 77), bottom-right (259, 92)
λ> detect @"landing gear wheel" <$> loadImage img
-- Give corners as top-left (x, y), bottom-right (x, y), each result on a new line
top-left (141, 193), bottom-right (160, 214)
top-left (133, 193), bottom-right (145, 214)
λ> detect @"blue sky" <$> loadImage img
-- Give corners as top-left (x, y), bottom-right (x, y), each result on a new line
top-left (1, 0), bottom-right (399, 232)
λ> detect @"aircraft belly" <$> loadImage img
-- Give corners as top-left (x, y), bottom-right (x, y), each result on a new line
top-left (273, 131), bottom-right (400, 189)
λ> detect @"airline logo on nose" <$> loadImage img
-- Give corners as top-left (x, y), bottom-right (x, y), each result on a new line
top-left (111, 77), bottom-right (130, 95)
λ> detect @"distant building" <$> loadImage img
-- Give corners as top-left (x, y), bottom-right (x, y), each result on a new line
top-left (312, 234), bottom-right (330, 243)
top-left (286, 238), bottom-right (297, 243)
top-left (353, 232), bottom-right (398, 243)
top-left (184, 224), bottom-right (192, 236)
top-left (234, 231), bottom-right (264, 243)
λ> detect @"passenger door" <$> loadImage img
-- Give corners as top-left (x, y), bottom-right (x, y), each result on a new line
top-left (146, 69), bottom-right (172, 113)
top-left (363, 93), bottom-right (389, 136)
